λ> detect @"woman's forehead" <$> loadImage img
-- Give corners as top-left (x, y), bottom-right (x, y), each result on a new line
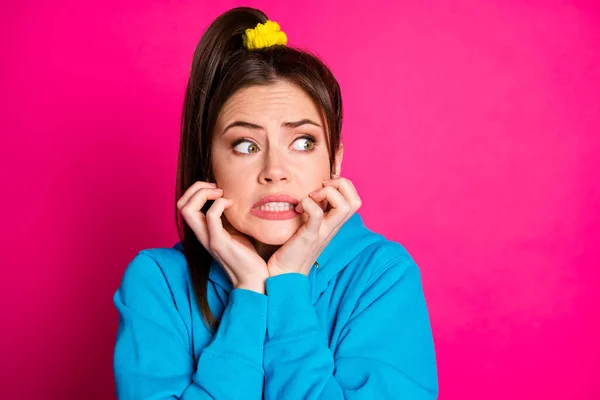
top-left (218, 81), bottom-right (322, 124)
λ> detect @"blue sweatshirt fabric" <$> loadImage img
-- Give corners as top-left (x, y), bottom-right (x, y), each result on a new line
top-left (113, 212), bottom-right (438, 399)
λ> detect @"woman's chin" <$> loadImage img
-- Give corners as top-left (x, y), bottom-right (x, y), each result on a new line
top-left (248, 223), bottom-right (299, 245)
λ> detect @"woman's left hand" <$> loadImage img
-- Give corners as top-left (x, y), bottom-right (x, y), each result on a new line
top-left (267, 175), bottom-right (363, 277)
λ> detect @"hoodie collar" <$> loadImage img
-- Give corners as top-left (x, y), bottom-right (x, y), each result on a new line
top-left (174, 212), bottom-right (385, 304)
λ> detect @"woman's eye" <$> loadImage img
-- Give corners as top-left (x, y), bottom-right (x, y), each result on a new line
top-left (292, 136), bottom-right (316, 151)
top-left (233, 140), bottom-right (259, 154)
top-left (233, 136), bottom-right (316, 154)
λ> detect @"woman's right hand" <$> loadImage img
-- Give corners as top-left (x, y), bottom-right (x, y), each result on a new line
top-left (177, 181), bottom-right (269, 294)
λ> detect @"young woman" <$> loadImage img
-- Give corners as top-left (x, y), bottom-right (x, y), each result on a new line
top-left (113, 6), bottom-right (438, 399)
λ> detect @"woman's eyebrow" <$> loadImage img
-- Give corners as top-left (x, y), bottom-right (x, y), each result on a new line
top-left (222, 121), bottom-right (262, 135)
top-left (282, 119), bottom-right (321, 129)
top-left (222, 119), bottom-right (321, 135)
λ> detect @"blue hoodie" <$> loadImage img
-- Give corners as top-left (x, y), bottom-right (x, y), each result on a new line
top-left (113, 212), bottom-right (438, 399)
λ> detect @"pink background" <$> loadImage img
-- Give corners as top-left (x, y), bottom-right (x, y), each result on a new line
top-left (2, 1), bottom-right (599, 398)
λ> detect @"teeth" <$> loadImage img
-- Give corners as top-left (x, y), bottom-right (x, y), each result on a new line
top-left (258, 202), bottom-right (295, 212)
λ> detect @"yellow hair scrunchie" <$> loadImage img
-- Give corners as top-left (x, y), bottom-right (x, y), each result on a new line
top-left (242, 20), bottom-right (287, 50)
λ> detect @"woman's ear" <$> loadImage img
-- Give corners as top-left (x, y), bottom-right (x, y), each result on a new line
top-left (332, 144), bottom-right (344, 177)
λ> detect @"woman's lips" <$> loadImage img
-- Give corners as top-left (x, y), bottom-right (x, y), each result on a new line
top-left (251, 193), bottom-right (301, 220)
top-left (252, 193), bottom-right (300, 208)
top-left (250, 205), bottom-right (300, 220)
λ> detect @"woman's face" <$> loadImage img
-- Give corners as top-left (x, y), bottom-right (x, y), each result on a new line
top-left (211, 80), bottom-right (342, 252)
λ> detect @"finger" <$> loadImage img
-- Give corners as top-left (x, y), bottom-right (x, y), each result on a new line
top-left (205, 197), bottom-right (234, 251)
top-left (323, 177), bottom-right (362, 211)
top-left (299, 196), bottom-right (324, 235)
top-left (180, 188), bottom-right (223, 246)
top-left (177, 181), bottom-right (218, 210)
top-left (309, 186), bottom-right (351, 226)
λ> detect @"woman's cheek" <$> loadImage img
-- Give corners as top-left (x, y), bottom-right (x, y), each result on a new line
top-left (222, 208), bottom-right (244, 233)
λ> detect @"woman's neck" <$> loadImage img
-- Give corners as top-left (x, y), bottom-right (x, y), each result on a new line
top-left (252, 240), bottom-right (281, 262)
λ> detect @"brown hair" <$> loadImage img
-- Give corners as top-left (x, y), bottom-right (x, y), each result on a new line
top-left (175, 6), bottom-right (343, 332)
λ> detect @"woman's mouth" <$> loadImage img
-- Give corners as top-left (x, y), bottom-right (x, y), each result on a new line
top-left (251, 193), bottom-right (301, 220)
top-left (251, 202), bottom-right (300, 220)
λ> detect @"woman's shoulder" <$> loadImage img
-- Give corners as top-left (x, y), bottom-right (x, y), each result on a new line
top-left (366, 238), bottom-right (418, 267)
top-left (324, 213), bottom-right (420, 282)
top-left (347, 237), bottom-right (422, 286)
top-left (117, 244), bottom-right (190, 297)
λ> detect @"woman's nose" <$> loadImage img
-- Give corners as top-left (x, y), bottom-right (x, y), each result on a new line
top-left (258, 151), bottom-right (289, 183)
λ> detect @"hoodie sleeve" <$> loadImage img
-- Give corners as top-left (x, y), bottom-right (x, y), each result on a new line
top-left (113, 252), bottom-right (267, 399)
top-left (262, 257), bottom-right (438, 399)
